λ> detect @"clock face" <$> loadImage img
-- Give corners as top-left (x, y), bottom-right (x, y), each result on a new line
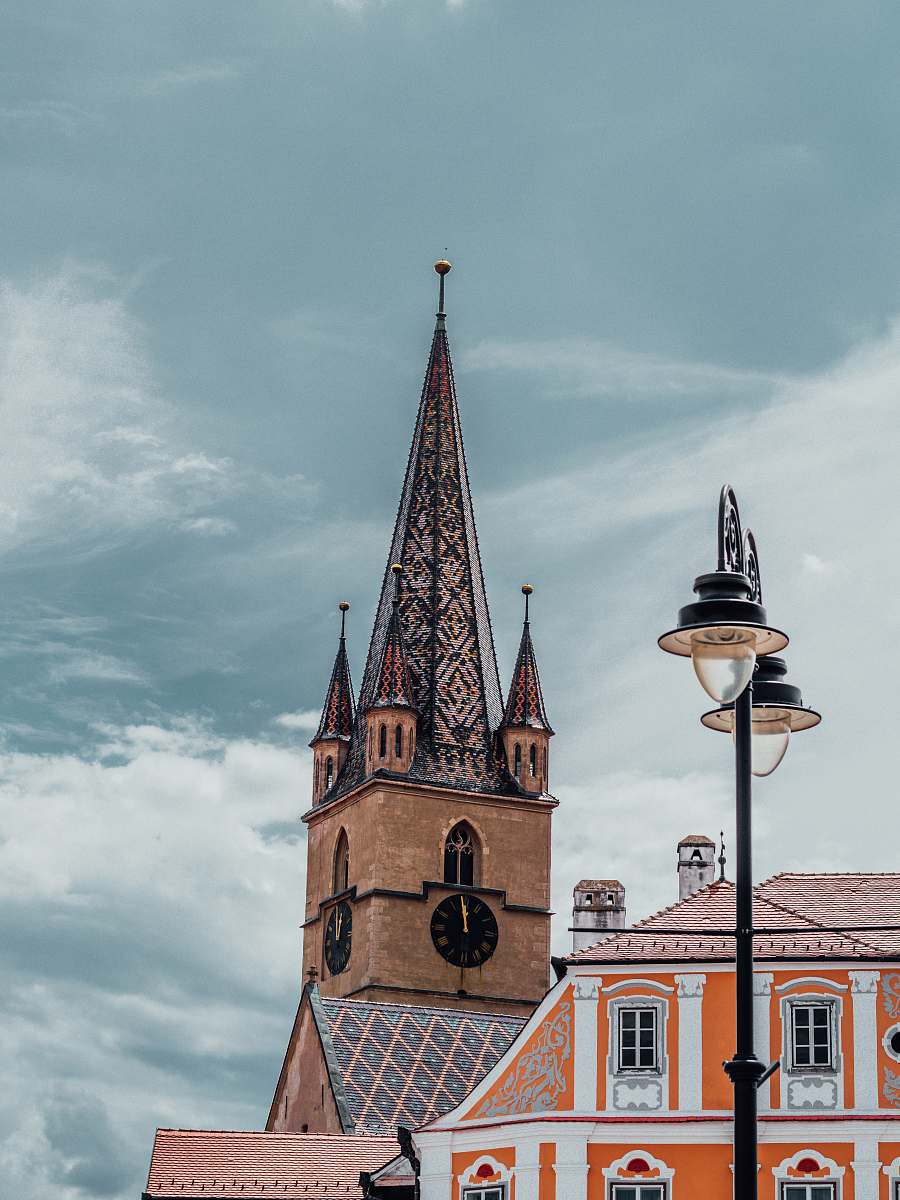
top-left (430, 893), bottom-right (498, 968)
top-left (324, 900), bottom-right (352, 976)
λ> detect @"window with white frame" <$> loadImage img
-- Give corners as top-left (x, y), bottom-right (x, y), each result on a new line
top-left (462, 1188), bottom-right (505, 1200)
top-left (610, 1186), bottom-right (666, 1200)
top-left (618, 1006), bottom-right (658, 1071)
top-left (780, 1185), bottom-right (836, 1200)
top-left (789, 1001), bottom-right (834, 1069)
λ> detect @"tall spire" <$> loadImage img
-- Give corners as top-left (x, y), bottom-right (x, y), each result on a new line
top-left (501, 585), bottom-right (553, 732)
top-left (332, 260), bottom-right (507, 798)
top-left (310, 602), bottom-right (355, 745)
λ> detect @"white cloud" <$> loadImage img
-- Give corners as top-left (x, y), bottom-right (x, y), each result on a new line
top-left (140, 62), bottom-right (243, 96)
top-left (0, 720), bottom-right (309, 1198)
top-left (462, 335), bottom-right (785, 399)
top-left (0, 101), bottom-right (101, 137)
top-left (0, 266), bottom-right (281, 559)
top-left (274, 709), bottom-right (321, 731)
top-left (178, 517), bottom-right (238, 537)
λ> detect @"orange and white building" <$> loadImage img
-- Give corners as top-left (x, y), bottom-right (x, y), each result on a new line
top-left (411, 871), bottom-right (900, 1200)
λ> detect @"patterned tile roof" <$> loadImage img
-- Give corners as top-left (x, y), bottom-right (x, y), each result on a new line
top-left (144, 1130), bottom-right (398, 1198)
top-left (501, 616), bottom-right (552, 732)
top-left (317, 994), bottom-right (526, 1134)
top-left (566, 873), bottom-right (900, 965)
top-left (311, 626), bottom-right (355, 745)
top-left (371, 601), bottom-right (415, 710)
top-left (331, 309), bottom-right (512, 799)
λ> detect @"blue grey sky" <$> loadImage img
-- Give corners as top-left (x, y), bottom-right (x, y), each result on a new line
top-left (2, 2), bottom-right (900, 1196)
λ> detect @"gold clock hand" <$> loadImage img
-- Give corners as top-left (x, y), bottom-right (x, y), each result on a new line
top-left (460, 896), bottom-right (469, 933)
top-left (336, 911), bottom-right (342, 938)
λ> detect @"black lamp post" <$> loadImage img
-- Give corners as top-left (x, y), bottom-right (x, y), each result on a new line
top-left (658, 486), bottom-right (820, 1200)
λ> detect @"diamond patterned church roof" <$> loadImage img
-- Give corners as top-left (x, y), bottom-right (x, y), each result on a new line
top-left (318, 995), bottom-right (525, 1133)
top-left (331, 302), bottom-right (510, 798)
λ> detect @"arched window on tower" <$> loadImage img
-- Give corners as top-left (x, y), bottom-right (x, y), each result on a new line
top-left (379, 723), bottom-right (387, 759)
top-left (513, 743), bottom-right (522, 778)
top-left (443, 822), bottom-right (478, 887)
top-left (325, 756), bottom-right (334, 789)
top-left (529, 743), bottom-right (537, 777)
top-left (395, 724), bottom-right (402, 756)
top-left (333, 829), bottom-right (350, 894)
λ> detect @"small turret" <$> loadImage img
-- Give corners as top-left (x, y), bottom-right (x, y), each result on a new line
top-left (499, 585), bottom-right (554, 794)
top-left (677, 833), bottom-right (716, 899)
top-left (310, 602), bottom-right (355, 804)
top-left (364, 565), bottom-right (418, 777)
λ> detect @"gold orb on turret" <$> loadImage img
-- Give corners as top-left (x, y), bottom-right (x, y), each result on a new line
top-left (339, 601), bottom-right (350, 612)
top-left (521, 584), bottom-right (534, 596)
top-left (434, 259), bottom-right (452, 277)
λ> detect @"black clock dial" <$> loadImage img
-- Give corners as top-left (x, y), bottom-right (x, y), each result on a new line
top-left (324, 900), bottom-right (352, 976)
top-left (430, 893), bottom-right (498, 968)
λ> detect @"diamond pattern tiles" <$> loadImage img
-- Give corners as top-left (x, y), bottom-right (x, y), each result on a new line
top-left (319, 995), bottom-right (525, 1134)
top-left (311, 635), bottom-right (355, 744)
top-left (372, 606), bottom-right (415, 709)
top-left (333, 320), bottom-right (509, 798)
top-left (502, 620), bottom-right (552, 732)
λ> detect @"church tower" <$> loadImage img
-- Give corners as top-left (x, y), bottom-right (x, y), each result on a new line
top-left (300, 262), bottom-right (556, 1016)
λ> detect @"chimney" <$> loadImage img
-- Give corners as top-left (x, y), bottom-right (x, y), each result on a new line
top-left (571, 879), bottom-right (626, 953)
top-left (677, 834), bottom-right (716, 900)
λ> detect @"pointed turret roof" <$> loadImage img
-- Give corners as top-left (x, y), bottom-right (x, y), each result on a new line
top-left (331, 262), bottom-right (508, 797)
top-left (501, 586), bottom-right (553, 733)
top-left (310, 603), bottom-right (355, 745)
top-left (370, 566), bottom-right (415, 710)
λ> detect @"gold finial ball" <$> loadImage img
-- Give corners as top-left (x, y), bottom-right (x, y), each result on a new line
top-left (521, 584), bottom-right (534, 596)
top-left (391, 562), bottom-right (403, 575)
top-left (434, 259), bottom-right (452, 277)
top-left (339, 601), bottom-right (350, 612)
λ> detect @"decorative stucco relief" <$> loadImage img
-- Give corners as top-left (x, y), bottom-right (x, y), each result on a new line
top-left (882, 973), bottom-right (900, 1019)
top-left (473, 1000), bottom-right (571, 1117)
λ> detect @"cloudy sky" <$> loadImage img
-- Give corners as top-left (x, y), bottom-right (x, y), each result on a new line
top-left (2, 1), bottom-right (900, 1195)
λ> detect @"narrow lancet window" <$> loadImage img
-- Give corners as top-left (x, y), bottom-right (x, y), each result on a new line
top-left (333, 829), bottom-right (350, 894)
top-left (443, 822), bottom-right (477, 887)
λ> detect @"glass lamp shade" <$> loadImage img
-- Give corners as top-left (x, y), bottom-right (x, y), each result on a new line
top-left (746, 709), bottom-right (792, 776)
top-left (689, 626), bottom-right (757, 704)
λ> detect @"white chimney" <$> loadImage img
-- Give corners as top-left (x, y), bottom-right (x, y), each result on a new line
top-left (677, 834), bottom-right (716, 900)
top-left (571, 879), bottom-right (626, 952)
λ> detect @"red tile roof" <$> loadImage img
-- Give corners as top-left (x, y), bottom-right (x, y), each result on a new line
top-left (144, 1130), bottom-right (398, 1199)
top-left (566, 873), bottom-right (900, 965)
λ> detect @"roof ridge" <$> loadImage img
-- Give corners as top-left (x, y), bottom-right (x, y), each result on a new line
top-left (318, 995), bottom-right (526, 1021)
top-left (153, 1128), bottom-right (396, 1139)
top-left (631, 878), bottom-right (732, 928)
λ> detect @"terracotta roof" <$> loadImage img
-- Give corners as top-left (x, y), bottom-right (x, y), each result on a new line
top-left (501, 618), bottom-right (552, 733)
top-left (311, 633), bottom-right (355, 745)
top-left (566, 873), bottom-right (900, 965)
top-left (316, 994), bottom-right (525, 1134)
top-left (576, 879), bottom-right (623, 891)
top-left (370, 602), bottom-right (415, 711)
top-left (144, 1130), bottom-right (398, 1199)
top-left (678, 834), bottom-right (715, 846)
top-left (330, 310), bottom-right (511, 800)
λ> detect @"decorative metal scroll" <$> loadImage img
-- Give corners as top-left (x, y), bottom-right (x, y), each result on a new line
top-left (743, 528), bottom-right (762, 603)
top-left (717, 485), bottom-right (745, 573)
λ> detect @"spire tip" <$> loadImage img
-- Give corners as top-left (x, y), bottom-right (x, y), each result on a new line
top-left (434, 258), bottom-right (451, 319)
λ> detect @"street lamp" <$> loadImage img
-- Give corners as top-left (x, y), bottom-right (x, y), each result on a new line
top-left (658, 485), bottom-right (820, 1200)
